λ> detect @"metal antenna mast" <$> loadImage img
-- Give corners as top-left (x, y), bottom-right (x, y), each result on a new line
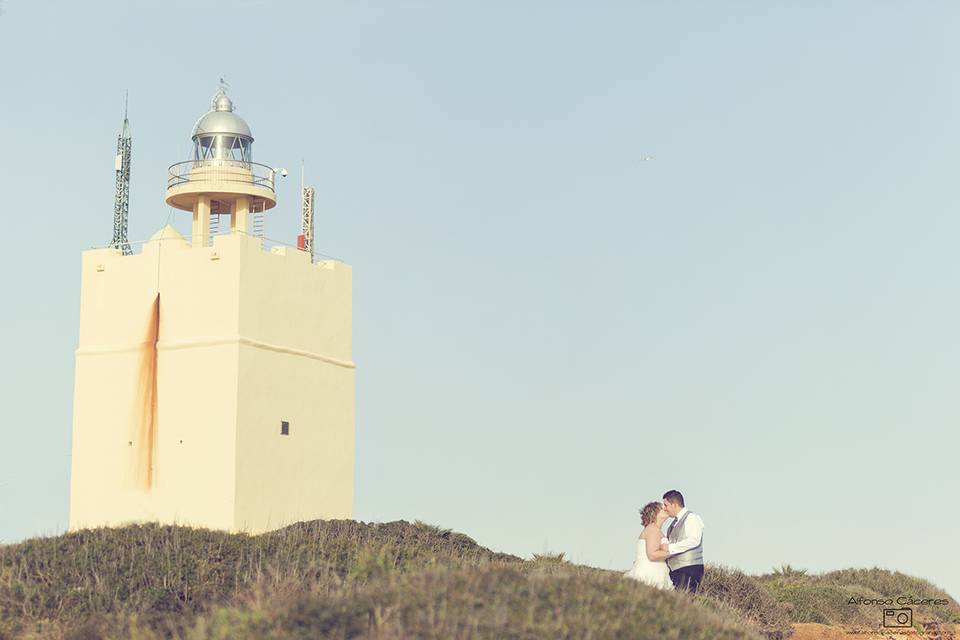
top-left (112, 93), bottom-right (132, 255)
top-left (300, 160), bottom-right (315, 261)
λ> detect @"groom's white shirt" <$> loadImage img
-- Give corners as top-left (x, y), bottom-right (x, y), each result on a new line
top-left (667, 507), bottom-right (704, 555)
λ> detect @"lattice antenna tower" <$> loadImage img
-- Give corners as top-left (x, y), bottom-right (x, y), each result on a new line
top-left (300, 161), bottom-right (315, 261)
top-left (112, 93), bottom-right (132, 255)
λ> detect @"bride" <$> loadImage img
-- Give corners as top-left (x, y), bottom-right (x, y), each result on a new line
top-left (624, 501), bottom-right (674, 590)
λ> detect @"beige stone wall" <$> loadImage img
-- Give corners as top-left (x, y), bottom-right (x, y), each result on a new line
top-left (233, 240), bottom-right (354, 532)
top-left (69, 227), bottom-right (354, 533)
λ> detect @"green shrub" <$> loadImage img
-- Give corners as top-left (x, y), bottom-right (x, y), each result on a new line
top-left (172, 563), bottom-right (765, 640)
top-left (0, 520), bottom-right (519, 638)
top-left (760, 579), bottom-right (872, 626)
top-left (3, 522), bottom-right (955, 639)
top-left (699, 565), bottom-right (793, 639)
top-left (757, 567), bottom-right (960, 626)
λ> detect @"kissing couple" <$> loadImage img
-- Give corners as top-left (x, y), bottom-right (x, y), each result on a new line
top-left (623, 489), bottom-right (705, 592)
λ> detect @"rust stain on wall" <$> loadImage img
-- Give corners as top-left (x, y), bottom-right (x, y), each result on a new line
top-left (134, 294), bottom-right (160, 490)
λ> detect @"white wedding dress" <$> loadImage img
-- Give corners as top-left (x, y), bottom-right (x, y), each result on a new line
top-left (624, 534), bottom-right (674, 590)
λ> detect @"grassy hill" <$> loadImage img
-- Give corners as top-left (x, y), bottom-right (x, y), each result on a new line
top-left (0, 521), bottom-right (955, 639)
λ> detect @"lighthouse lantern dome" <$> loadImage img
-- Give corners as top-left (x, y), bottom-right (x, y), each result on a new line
top-left (191, 89), bottom-right (254, 163)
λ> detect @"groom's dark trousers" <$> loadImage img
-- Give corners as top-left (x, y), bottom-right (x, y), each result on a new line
top-left (669, 564), bottom-right (704, 593)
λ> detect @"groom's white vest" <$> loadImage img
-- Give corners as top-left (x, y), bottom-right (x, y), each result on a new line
top-left (665, 511), bottom-right (704, 571)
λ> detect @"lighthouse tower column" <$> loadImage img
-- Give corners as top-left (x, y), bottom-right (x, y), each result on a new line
top-left (192, 195), bottom-right (212, 247)
top-left (232, 196), bottom-right (251, 234)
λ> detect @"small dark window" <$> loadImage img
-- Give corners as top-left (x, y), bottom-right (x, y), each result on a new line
top-left (281, 420), bottom-right (290, 436)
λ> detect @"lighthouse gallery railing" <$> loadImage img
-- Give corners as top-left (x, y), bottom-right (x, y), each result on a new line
top-left (166, 160), bottom-right (278, 193)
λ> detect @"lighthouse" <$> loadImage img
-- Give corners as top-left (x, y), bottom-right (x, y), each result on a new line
top-left (69, 88), bottom-right (355, 533)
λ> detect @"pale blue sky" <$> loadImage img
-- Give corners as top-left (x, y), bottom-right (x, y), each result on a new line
top-left (1, 1), bottom-right (957, 599)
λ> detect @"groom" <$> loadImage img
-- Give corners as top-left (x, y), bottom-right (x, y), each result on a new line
top-left (661, 489), bottom-right (705, 593)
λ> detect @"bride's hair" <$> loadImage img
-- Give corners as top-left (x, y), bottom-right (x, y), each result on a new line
top-left (640, 501), bottom-right (663, 526)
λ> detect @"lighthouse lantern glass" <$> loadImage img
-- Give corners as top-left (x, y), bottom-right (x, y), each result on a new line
top-left (194, 134), bottom-right (252, 163)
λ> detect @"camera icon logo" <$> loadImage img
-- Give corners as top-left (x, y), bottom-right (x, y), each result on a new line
top-left (882, 607), bottom-right (913, 628)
